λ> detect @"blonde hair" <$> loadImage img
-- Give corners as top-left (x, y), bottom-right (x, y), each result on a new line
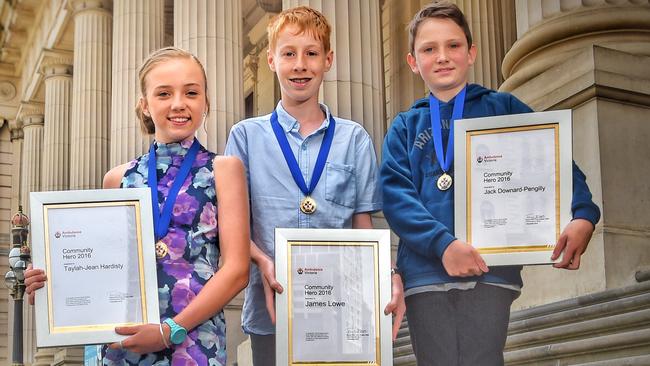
top-left (267, 6), bottom-right (331, 53)
top-left (136, 47), bottom-right (210, 134)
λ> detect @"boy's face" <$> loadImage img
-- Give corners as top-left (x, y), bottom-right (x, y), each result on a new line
top-left (268, 24), bottom-right (333, 106)
top-left (407, 17), bottom-right (477, 99)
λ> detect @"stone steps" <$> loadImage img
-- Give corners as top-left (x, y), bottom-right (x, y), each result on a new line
top-left (391, 280), bottom-right (650, 365)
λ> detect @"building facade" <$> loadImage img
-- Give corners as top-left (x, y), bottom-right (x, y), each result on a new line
top-left (0, 0), bottom-right (648, 364)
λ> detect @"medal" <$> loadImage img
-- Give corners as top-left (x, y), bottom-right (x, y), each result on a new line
top-left (437, 173), bottom-right (453, 191)
top-left (429, 86), bottom-right (466, 191)
top-left (148, 139), bottom-right (200, 259)
top-left (270, 108), bottom-right (336, 215)
top-left (300, 196), bottom-right (317, 214)
top-left (155, 240), bottom-right (169, 259)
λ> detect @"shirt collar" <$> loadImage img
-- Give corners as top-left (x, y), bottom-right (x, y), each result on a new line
top-left (275, 101), bottom-right (333, 134)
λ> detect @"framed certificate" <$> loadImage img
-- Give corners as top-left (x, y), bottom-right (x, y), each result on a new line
top-left (454, 110), bottom-right (573, 266)
top-left (30, 188), bottom-right (160, 347)
top-left (275, 229), bottom-right (393, 366)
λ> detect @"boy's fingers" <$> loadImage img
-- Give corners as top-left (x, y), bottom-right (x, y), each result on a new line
top-left (474, 251), bottom-right (489, 273)
top-left (554, 242), bottom-right (574, 268)
top-left (266, 300), bottom-right (276, 325)
top-left (392, 310), bottom-right (404, 341)
top-left (568, 249), bottom-right (582, 270)
top-left (269, 279), bottom-right (284, 294)
top-left (551, 235), bottom-right (568, 260)
top-left (263, 283), bottom-right (276, 324)
top-left (383, 300), bottom-right (396, 316)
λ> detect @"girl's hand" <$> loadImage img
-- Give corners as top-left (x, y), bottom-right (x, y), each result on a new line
top-left (24, 264), bottom-right (47, 305)
top-left (108, 324), bottom-right (168, 354)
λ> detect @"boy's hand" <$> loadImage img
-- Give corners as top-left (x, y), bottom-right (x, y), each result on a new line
top-left (256, 253), bottom-right (284, 324)
top-left (442, 240), bottom-right (489, 277)
top-left (552, 218), bottom-right (594, 270)
top-left (383, 272), bottom-right (405, 341)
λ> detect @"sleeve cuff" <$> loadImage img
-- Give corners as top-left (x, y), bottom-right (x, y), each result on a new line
top-left (573, 208), bottom-right (599, 229)
top-left (432, 232), bottom-right (457, 259)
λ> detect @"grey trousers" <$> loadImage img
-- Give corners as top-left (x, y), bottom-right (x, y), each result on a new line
top-left (250, 333), bottom-right (276, 366)
top-left (405, 283), bottom-right (517, 366)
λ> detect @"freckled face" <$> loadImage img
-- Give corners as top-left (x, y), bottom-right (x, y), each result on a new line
top-left (407, 18), bottom-right (476, 99)
top-left (140, 58), bottom-right (208, 143)
top-left (268, 25), bottom-right (333, 107)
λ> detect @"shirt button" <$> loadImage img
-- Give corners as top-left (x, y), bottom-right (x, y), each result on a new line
top-left (302, 144), bottom-right (307, 150)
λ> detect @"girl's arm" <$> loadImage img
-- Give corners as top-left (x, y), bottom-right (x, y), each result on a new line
top-left (170, 156), bottom-right (250, 330)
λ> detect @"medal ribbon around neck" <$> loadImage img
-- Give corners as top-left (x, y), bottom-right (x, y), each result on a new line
top-left (270, 109), bottom-right (336, 211)
top-left (429, 86), bottom-right (467, 177)
top-left (148, 138), bottom-right (200, 242)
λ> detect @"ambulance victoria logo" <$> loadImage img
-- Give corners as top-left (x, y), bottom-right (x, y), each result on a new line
top-left (477, 156), bottom-right (484, 164)
top-left (55, 231), bottom-right (61, 238)
top-left (297, 268), bottom-right (304, 275)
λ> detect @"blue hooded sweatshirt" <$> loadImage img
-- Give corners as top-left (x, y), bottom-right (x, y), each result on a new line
top-left (380, 84), bottom-right (601, 290)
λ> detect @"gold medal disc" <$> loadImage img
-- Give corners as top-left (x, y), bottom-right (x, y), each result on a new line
top-left (437, 173), bottom-right (453, 191)
top-left (155, 240), bottom-right (169, 259)
top-left (300, 196), bottom-right (317, 214)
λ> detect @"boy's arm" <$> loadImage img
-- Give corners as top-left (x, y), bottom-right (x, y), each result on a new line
top-left (552, 162), bottom-right (601, 269)
top-left (380, 115), bottom-right (456, 260)
top-left (250, 240), bottom-right (283, 324)
top-left (353, 132), bottom-right (382, 215)
top-left (224, 124), bottom-right (250, 182)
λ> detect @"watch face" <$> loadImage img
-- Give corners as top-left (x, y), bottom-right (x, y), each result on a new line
top-left (171, 327), bottom-right (187, 344)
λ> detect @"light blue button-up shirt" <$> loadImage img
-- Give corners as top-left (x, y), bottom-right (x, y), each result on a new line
top-left (225, 102), bottom-right (382, 335)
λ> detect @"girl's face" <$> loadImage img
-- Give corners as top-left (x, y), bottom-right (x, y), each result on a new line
top-left (140, 57), bottom-right (208, 143)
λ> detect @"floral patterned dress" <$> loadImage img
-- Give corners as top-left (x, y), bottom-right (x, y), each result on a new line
top-left (103, 138), bottom-right (226, 366)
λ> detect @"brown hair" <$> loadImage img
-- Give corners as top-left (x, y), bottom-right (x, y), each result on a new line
top-left (267, 6), bottom-right (331, 53)
top-left (408, 1), bottom-right (473, 55)
top-left (136, 47), bottom-right (210, 134)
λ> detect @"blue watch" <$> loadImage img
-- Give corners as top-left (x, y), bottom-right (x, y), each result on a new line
top-left (163, 318), bottom-right (187, 345)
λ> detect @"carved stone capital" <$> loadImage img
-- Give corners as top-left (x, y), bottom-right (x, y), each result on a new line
top-left (22, 114), bottom-right (44, 127)
top-left (18, 103), bottom-right (45, 127)
top-left (70, 0), bottom-right (112, 14)
top-left (41, 57), bottom-right (74, 78)
top-left (9, 119), bottom-right (24, 141)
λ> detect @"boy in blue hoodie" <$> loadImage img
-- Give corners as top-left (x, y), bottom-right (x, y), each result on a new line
top-left (380, 2), bottom-right (600, 365)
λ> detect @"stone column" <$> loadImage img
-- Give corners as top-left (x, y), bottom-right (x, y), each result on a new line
top-left (500, 1), bottom-right (650, 310)
top-left (283, 0), bottom-right (386, 155)
top-left (174, 0), bottom-right (244, 154)
top-left (111, 0), bottom-right (165, 166)
top-left (452, 0), bottom-right (516, 89)
top-left (41, 59), bottom-right (73, 192)
top-left (501, 0), bottom-right (650, 94)
top-left (382, 0), bottom-right (427, 122)
top-left (70, 0), bottom-right (112, 190)
top-left (20, 112), bottom-right (44, 212)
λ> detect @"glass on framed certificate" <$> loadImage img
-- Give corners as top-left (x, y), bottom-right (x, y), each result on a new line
top-left (275, 229), bottom-right (393, 366)
top-left (30, 188), bottom-right (159, 347)
top-left (454, 110), bottom-right (573, 266)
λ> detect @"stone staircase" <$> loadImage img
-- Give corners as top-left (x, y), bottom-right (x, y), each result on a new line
top-left (393, 275), bottom-right (650, 365)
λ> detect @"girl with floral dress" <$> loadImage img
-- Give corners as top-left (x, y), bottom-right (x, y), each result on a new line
top-left (25, 47), bottom-right (250, 365)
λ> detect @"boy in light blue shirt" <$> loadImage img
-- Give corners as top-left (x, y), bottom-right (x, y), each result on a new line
top-left (225, 6), bottom-right (405, 366)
